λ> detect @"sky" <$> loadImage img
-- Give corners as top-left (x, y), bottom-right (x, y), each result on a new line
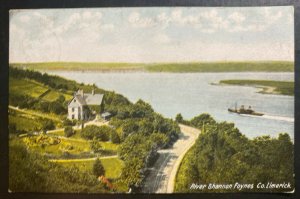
top-left (9, 7), bottom-right (294, 63)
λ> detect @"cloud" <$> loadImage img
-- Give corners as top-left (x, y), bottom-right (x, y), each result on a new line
top-left (128, 12), bottom-right (155, 28)
top-left (9, 7), bottom-right (293, 63)
top-left (127, 8), bottom-right (285, 34)
top-left (228, 12), bottom-right (246, 24)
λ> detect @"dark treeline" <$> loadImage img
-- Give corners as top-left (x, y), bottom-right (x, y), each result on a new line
top-left (175, 113), bottom-right (294, 192)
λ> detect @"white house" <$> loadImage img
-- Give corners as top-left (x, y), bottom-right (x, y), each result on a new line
top-left (68, 89), bottom-right (104, 120)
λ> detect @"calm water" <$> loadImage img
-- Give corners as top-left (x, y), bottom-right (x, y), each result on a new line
top-left (50, 71), bottom-right (294, 139)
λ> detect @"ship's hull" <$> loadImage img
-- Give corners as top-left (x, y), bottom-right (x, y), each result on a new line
top-left (228, 108), bottom-right (264, 116)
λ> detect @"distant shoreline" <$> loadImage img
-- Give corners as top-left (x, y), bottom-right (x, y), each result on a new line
top-left (10, 61), bottom-right (294, 73)
top-left (218, 79), bottom-right (294, 96)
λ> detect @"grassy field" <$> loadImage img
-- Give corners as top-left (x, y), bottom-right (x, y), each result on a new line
top-left (47, 130), bottom-right (119, 151)
top-left (9, 106), bottom-right (63, 132)
top-left (55, 157), bottom-right (124, 179)
top-left (9, 77), bottom-right (72, 102)
top-left (9, 114), bottom-right (43, 132)
top-left (22, 130), bottom-right (119, 158)
top-left (219, 79), bottom-right (294, 96)
top-left (41, 90), bottom-right (73, 102)
top-left (9, 106), bottom-right (62, 122)
top-left (11, 61), bottom-right (294, 72)
top-left (22, 135), bottom-right (90, 156)
top-left (9, 77), bottom-right (48, 98)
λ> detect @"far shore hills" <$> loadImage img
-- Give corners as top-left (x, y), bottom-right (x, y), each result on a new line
top-left (10, 61), bottom-right (294, 72)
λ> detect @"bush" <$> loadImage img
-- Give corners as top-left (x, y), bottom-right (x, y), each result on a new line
top-left (111, 131), bottom-right (120, 144)
top-left (175, 113), bottom-right (183, 123)
top-left (93, 158), bottom-right (105, 177)
top-left (81, 125), bottom-right (115, 141)
top-left (64, 126), bottom-right (74, 137)
top-left (42, 120), bottom-right (55, 133)
top-left (90, 139), bottom-right (102, 153)
top-left (63, 118), bottom-right (76, 126)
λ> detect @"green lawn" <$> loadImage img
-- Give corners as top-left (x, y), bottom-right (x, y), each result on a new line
top-left (9, 77), bottom-right (48, 98)
top-left (219, 79), bottom-right (294, 96)
top-left (53, 157), bottom-right (124, 179)
top-left (23, 132), bottom-right (119, 158)
top-left (22, 135), bottom-right (90, 156)
top-left (9, 106), bottom-right (62, 122)
top-left (41, 90), bottom-right (73, 102)
top-left (10, 76), bottom-right (72, 102)
top-left (9, 114), bottom-right (43, 132)
top-left (48, 130), bottom-right (119, 151)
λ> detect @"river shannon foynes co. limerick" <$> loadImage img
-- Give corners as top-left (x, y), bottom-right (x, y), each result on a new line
top-left (50, 71), bottom-right (294, 140)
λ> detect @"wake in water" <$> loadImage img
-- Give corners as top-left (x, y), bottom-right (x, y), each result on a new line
top-left (240, 113), bottom-right (294, 123)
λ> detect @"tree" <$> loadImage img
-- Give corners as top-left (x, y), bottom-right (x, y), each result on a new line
top-left (93, 158), bottom-right (105, 177)
top-left (57, 95), bottom-right (65, 103)
top-left (175, 113), bottom-right (183, 123)
top-left (81, 125), bottom-right (112, 141)
top-left (90, 139), bottom-right (102, 153)
top-left (111, 131), bottom-right (120, 144)
top-left (64, 126), bottom-right (74, 137)
top-left (42, 120), bottom-right (55, 133)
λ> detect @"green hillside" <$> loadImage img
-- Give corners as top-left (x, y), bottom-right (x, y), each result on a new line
top-left (219, 79), bottom-right (294, 96)
top-left (10, 61), bottom-right (294, 72)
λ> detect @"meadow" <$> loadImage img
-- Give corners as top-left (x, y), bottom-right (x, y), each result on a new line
top-left (10, 77), bottom-right (73, 102)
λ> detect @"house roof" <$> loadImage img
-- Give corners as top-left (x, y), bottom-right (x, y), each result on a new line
top-left (68, 90), bottom-right (104, 107)
top-left (74, 94), bottom-right (87, 105)
top-left (84, 93), bottom-right (104, 105)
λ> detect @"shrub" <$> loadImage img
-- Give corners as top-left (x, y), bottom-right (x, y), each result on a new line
top-left (41, 120), bottom-right (55, 133)
top-left (90, 139), bottom-right (102, 153)
top-left (81, 125), bottom-right (115, 141)
top-left (64, 126), bottom-right (74, 137)
top-left (93, 158), bottom-right (105, 177)
top-left (111, 131), bottom-right (120, 144)
top-left (175, 113), bottom-right (183, 123)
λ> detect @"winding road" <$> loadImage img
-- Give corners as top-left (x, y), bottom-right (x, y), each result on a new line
top-left (142, 124), bottom-right (200, 193)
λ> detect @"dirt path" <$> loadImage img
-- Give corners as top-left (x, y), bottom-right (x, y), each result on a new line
top-left (49, 155), bottom-right (118, 163)
top-left (141, 124), bottom-right (200, 193)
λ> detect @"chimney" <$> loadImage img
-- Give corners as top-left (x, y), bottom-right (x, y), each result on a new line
top-left (92, 89), bottom-right (95, 95)
top-left (78, 89), bottom-right (84, 97)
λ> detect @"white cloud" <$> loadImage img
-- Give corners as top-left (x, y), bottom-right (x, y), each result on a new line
top-left (127, 8), bottom-right (285, 34)
top-left (128, 12), bottom-right (155, 28)
top-left (228, 12), bottom-right (246, 24)
top-left (9, 8), bottom-right (293, 63)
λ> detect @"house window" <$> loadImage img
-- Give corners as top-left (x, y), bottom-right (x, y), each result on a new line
top-left (78, 114), bottom-right (81, 120)
top-left (72, 115), bottom-right (74, 119)
top-left (74, 99), bottom-right (76, 102)
top-left (72, 108), bottom-right (74, 112)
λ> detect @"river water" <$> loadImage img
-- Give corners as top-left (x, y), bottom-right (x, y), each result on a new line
top-left (49, 71), bottom-right (294, 139)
